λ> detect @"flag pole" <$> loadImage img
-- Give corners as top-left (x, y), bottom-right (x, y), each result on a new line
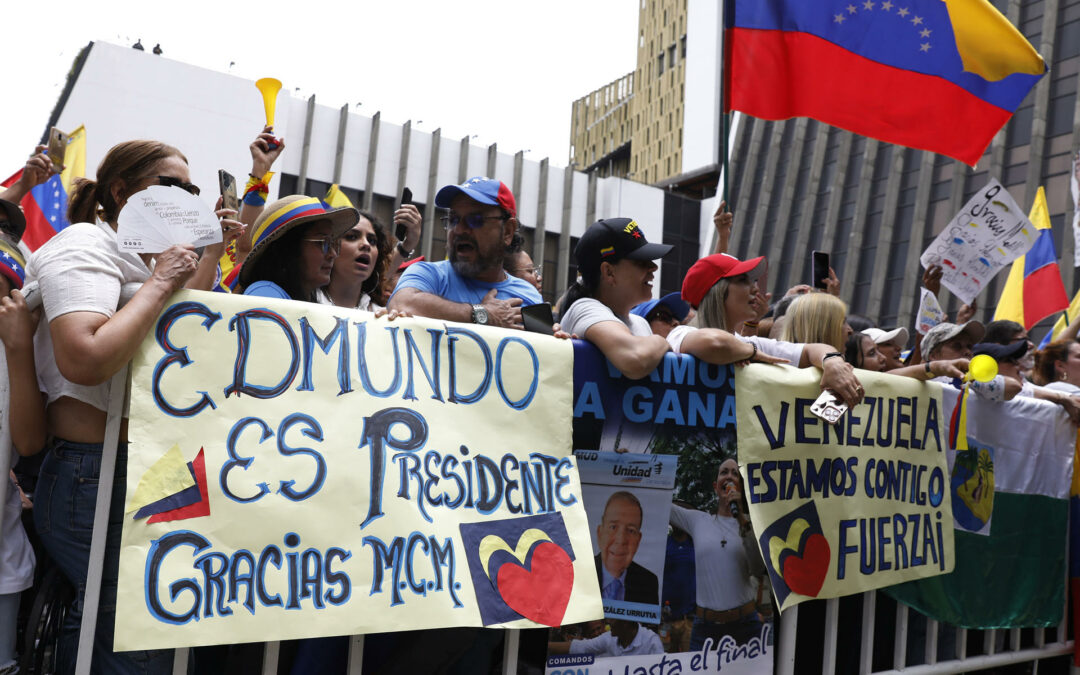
top-left (719, 0), bottom-right (730, 207)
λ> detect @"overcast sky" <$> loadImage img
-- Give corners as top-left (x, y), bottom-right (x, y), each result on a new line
top-left (1, 0), bottom-right (638, 176)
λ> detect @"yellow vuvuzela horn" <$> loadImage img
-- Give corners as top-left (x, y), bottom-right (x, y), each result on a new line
top-left (255, 78), bottom-right (282, 127)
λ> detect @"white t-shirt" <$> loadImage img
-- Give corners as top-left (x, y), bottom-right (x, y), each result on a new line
top-left (26, 222), bottom-right (151, 411)
top-left (1044, 381), bottom-right (1080, 395)
top-left (667, 325), bottom-right (805, 364)
top-left (561, 297), bottom-right (652, 338)
top-left (315, 288), bottom-right (381, 312)
top-left (1, 345), bottom-right (35, 594)
top-left (569, 625), bottom-right (664, 657)
top-left (669, 505), bottom-right (756, 611)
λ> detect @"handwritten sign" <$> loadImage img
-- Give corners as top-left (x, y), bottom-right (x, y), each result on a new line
top-left (736, 365), bottom-right (954, 612)
top-left (916, 287), bottom-right (947, 335)
top-left (116, 290), bottom-right (601, 650)
top-left (920, 179), bottom-right (1037, 304)
top-left (576, 451), bottom-right (677, 624)
top-left (117, 185), bottom-right (222, 252)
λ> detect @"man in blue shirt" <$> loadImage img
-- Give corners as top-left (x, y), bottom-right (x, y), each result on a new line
top-left (389, 177), bottom-right (541, 328)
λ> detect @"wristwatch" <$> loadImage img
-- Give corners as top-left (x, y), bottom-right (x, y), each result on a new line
top-left (471, 304), bottom-right (489, 325)
top-left (396, 242), bottom-right (414, 258)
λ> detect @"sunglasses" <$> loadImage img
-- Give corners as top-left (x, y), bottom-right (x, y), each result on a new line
top-left (157, 175), bottom-right (201, 196)
top-left (302, 237), bottom-right (341, 255)
top-left (440, 212), bottom-right (508, 230)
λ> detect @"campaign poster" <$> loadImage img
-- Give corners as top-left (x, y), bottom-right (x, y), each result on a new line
top-left (576, 451), bottom-right (678, 624)
top-left (553, 345), bottom-right (774, 674)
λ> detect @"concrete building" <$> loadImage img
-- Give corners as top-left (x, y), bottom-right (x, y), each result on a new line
top-left (39, 41), bottom-right (716, 302)
top-left (570, 0), bottom-right (726, 196)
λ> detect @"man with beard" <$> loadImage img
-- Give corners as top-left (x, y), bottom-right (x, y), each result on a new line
top-left (388, 177), bottom-right (541, 327)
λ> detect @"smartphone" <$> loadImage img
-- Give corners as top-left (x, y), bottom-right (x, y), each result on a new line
top-left (46, 127), bottom-right (69, 169)
top-left (522, 303), bottom-right (555, 336)
top-left (396, 187), bottom-right (413, 242)
top-left (810, 389), bottom-right (849, 425)
top-left (812, 250), bottom-right (830, 290)
top-left (218, 170), bottom-right (239, 214)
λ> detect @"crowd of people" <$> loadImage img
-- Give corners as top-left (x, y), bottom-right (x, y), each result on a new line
top-left (1, 124), bottom-right (1078, 675)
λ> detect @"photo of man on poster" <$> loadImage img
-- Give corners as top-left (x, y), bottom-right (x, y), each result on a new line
top-left (594, 491), bottom-right (660, 605)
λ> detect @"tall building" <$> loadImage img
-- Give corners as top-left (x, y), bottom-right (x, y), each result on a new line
top-left (571, 0), bottom-right (726, 197)
top-left (728, 0), bottom-right (1080, 334)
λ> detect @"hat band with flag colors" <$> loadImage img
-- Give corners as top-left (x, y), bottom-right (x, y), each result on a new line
top-left (993, 187), bottom-right (1069, 331)
top-left (239, 194), bottom-right (359, 287)
top-left (0, 239), bottom-right (26, 289)
top-left (251, 198), bottom-right (332, 250)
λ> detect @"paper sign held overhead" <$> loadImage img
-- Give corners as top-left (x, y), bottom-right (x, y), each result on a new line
top-left (117, 185), bottom-right (222, 253)
top-left (920, 179), bottom-right (1037, 305)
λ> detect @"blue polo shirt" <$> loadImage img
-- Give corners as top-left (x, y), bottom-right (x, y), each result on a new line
top-left (390, 259), bottom-right (542, 305)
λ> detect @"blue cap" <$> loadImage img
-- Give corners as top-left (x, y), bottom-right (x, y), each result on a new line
top-left (631, 292), bottom-right (690, 322)
top-left (435, 176), bottom-right (516, 216)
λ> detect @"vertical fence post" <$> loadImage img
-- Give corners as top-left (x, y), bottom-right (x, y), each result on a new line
top-left (74, 366), bottom-right (129, 675)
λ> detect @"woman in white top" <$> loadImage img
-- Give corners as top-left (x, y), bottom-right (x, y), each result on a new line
top-left (560, 219), bottom-right (769, 379)
top-left (1034, 339), bottom-right (1080, 394)
top-left (319, 208), bottom-right (416, 311)
top-left (28, 140), bottom-right (201, 674)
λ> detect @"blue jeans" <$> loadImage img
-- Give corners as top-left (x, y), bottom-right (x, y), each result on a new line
top-left (33, 439), bottom-right (172, 675)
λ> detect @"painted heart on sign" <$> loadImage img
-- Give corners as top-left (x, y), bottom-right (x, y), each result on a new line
top-left (781, 532), bottom-right (830, 598)
top-left (495, 541), bottom-right (574, 626)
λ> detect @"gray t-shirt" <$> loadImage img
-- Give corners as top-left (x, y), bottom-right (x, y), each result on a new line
top-left (561, 297), bottom-right (652, 338)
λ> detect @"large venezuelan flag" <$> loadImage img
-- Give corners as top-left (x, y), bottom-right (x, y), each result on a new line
top-left (724, 0), bottom-right (1046, 166)
top-left (1, 125), bottom-right (86, 251)
top-left (993, 187), bottom-right (1069, 330)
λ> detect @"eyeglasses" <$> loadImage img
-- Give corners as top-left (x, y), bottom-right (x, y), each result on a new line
top-left (156, 176), bottom-right (201, 196)
top-left (440, 212), bottom-right (508, 230)
top-left (515, 265), bottom-right (543, 278)
top-left (302, 237), bottom-right (341, 255)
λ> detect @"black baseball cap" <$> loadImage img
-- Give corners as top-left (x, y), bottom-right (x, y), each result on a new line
top-left (574, 218), bottom-right (672, 275)
top-left (0, 199), bottom-right (26, 243)
top-left (973, 339), bottom-right (1028, 362)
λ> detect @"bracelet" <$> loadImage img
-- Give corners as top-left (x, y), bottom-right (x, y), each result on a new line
top-left (749, 342), bottom-right (758, 361)
top-left (925, 361), bottom-right (933, 375)
top-left (396, 242), bottom-right (415, 258)
top-left (242, 171), bottom-right (275, 207)
top-left (821, 351), bottom-right (843, 365)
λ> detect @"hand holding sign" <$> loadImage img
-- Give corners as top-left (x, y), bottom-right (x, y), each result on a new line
top-left (919, 179), bottom-right (1036, 305)
top-left (117, 186), bottom-right (222, 253)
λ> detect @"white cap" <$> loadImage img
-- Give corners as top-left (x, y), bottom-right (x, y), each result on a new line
top-left (863, 327), bottom-right (909, 349)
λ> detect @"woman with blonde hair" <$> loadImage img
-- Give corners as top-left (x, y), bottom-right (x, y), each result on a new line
top-left (782, 292), bottom-right (848, 351)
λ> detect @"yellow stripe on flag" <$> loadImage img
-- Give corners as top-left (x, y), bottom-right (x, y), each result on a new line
top-left (993, 187), bottom-right (1050, 325)
top-left (325, 184), bottom-right (354, 209)
top-left (942, 0), bottom-right (1045, 81)
top-left (60, 125), bottom-right (86, 194)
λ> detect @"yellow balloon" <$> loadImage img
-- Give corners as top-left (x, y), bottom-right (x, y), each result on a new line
top-left (968, 354), bottom-right (998, 383)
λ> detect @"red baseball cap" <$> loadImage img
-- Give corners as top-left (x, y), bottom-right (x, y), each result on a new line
top-left (681, 254), bottom-right (766, 309)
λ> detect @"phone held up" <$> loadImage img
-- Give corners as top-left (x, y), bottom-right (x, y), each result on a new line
top-left (811, 250), bottom-right (830, 290)
top-left (218, 170), bottom-right (239, 215)
top-left (396, 187), bottom-right (413, 243)
top-left (46, 127), bottom-right (69, 169)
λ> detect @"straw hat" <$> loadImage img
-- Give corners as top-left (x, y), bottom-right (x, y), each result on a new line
top-left (240, 195), bottom-right (358, 286)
